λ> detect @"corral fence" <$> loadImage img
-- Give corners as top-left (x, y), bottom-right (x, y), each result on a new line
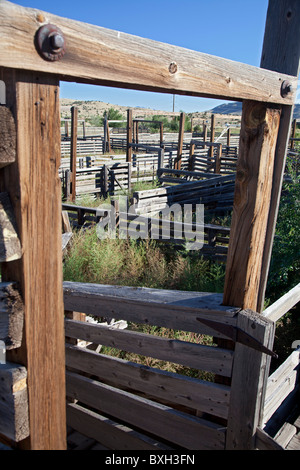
top-left (63, 281), bottom-right (300, 450)
top-left (0, 0), bottom-right (299, 451)
top-left (61, 202), bottom-right (231, 260)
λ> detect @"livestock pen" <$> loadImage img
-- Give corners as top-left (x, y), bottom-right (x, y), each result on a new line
top-left (0, 0), bottom-right (299, 451)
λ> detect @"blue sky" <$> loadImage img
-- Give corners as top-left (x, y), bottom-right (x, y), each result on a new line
top-left (12, 0), bottom-right (283, 112)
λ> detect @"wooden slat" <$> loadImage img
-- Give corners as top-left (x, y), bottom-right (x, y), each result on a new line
top-left (65, 320), bottom-right (233, 377)
top-left (67, 402), bottom-right (173, 450)
top-left (0, 281), bottom-right (24, 349)
top-left (0, 69), bottom-right (66, 450)
top-left (262, 283), bottom-right (300, 322)
top-left (65, 344), bottom-right (230, 419)
top-left (223, 101), bottom-right (281, 311)
top-left (263, 349), bottom-right (300, 424)
top-left (66, 371), bottom-right (226, 450)
top-left (0, 1), bottom-right (297, 105)
top-left (255, 427), bottom-right (285, 450)
top-left (63, 281), bottom-right (239, 339)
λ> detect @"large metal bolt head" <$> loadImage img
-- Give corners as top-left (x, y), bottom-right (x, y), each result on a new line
top-left (50, 33), bottom-right (64, 50)
top-left (35, 24), bottom-right (66, 61)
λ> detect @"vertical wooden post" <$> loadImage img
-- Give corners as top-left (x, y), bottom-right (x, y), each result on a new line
top-left (226, 310), bottom-right (275, 449)
top-left (214, 144), bottom-right (222, 174)
top-left (106, 119), bottom-right (111, 153)
top-left (0, 69), bottom-right (66, 449)
top-left (290, 118), bottom-right (296, 149)
top-left (103, 114), bottom-right (107, 153)
top-left (188, 142), bottom-right (195, 171)
top-left (257, 0), bottom-right (300, 311)
top-left (223, 101), bottom-right (281, 310)
top-left (126, 109), bottom-right (132, 162)
top-left (209, 114), bottom-right (215, 160)
top-left (227, 127), bottom-right (231, 147)
top-left (160, 122), bottom-right (163, 147)
top-left (64, 119), bottom-right (69, 138)
top-left (82, 120), bottom-right (86, 140)
top-left (175, 112), bottom-right (185, 170)
top-left (70, 106), bottom-right (78, 203)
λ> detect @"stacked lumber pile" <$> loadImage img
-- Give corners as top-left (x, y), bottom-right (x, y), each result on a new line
top-left (132, 173), bottom-right (236, 216)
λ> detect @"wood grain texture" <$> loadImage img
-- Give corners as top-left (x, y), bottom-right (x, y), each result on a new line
top-left (0, 0), bottom-right (297, 105)
top-left (65, 318), bottom-right (234, 377)
top-left (0, 68), bottom-right (66, 450)
top-left (257, 0), bottom-right (300, 310)
top-left (226, 309), bottom-right (275, 449)
top-left (65, 344), bottom-right (230, 420)
top-left (223, 101), bottom-right (281, 311)
top-left (63, 281), bottom-right (239, 340)
top-left (66, 370), bottom-right (226, 450)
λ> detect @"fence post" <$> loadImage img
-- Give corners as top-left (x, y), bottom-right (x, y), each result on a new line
top-left (257, 0), bottom-right (300, 311)
top-left (175, 112), bottom-right (185, 170)
top-left (126, 109), bottom-right (132, 162)
top-left (226, 310), bottom-right (275, 449)
top-left (70, 106), bottom-right (78, 203)
top-left (0, 69), bottom-right (66, 449)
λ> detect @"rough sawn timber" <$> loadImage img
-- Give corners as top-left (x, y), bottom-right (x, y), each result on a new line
top-left (0, 0), bottom-right (297, 105)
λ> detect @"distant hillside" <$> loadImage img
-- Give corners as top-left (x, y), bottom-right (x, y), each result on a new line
top-left (210, 102), bottom-right (300, 119)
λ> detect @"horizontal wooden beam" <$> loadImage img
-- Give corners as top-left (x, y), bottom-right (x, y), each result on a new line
top-left (63, 281), bottom-right (239, 340)
top-left (0, 1), bottom-right (297, 105)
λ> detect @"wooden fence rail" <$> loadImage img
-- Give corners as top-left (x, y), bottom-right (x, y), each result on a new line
top-left (63, 281), bottom-right (278, 450)
top-left (0, 0), bottom-right (299, 451)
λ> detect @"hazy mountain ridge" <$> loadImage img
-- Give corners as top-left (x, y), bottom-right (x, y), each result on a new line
top-left (210, 101), bottom-right (300, 119)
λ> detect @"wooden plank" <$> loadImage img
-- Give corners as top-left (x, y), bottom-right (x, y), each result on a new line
top-left (0, 105), bottom-right (16, 168)
top-left (65, 344), bottom-right (230, 419)
top-left (66, 371), bottom-right (226, 450)
top-left (67, 402), bottom-right (173, 450)
top-left (0, 69), bottom-right (66, 450)
top-left (263, 349), bottom-right (300, 424)
top-left (255, 427), bottom-right (285, 450)
top-left (286, 432), bottom-right (300, 450)
top-left (65, 319), bottom-right (233, 377)
top-left (226, 309), bottom-right (275, 449)
top-left (0, 1), bottom-right (296, 105)
top-left (0, 282), bottom-right (24, 349)
top-left (223, 101), bottom-right (281, 311)
top-left (63, 281), bottom-right (239, 339)
top-left (0, 362), bottom-right (29, 442)
top-left (257, 0), bottom-right (300, 311)
top-left (0, 192), bottom-right (22, 262)
top-left (262, 283), bottom-right (300, 322)
top-left (274, 422), bottom-right (297, 448)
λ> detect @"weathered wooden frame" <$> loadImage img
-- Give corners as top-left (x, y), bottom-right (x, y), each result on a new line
top-left (0, 0), bottom-right (299, 450)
